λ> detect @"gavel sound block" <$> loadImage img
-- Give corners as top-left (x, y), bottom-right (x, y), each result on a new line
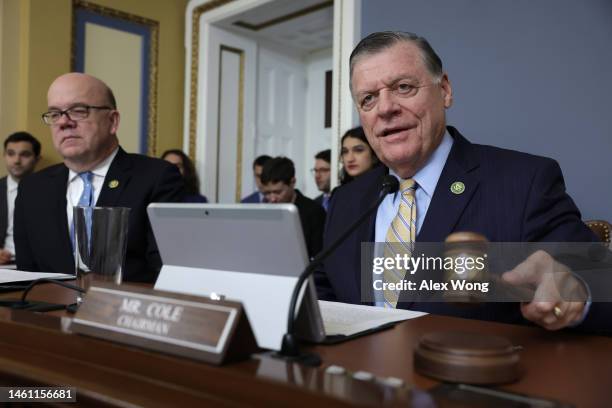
top-left (414, 231), bottom-right (522, 385)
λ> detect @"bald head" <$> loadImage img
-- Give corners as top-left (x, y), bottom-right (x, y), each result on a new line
top-left (46, 72), bottom-right (120, 172)
top-left (48, 73), bottom-right (116, 110)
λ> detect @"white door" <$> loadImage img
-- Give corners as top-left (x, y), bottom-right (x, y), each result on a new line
top-left (186, 0), bottom-right (361, 194)
top-left (201, 25), bottom-right (256, 203)
top-left (256, 44), bottom-right (307, 191)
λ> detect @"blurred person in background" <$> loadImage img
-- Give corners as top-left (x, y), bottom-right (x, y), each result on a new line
top-left (162, 149), bottom-right (207, 203)
top-left (241, 155), bottom-right (272, 203)
top-left (261, 156), bottom-right (325, 258)
top-left (340, 126), bottom-right (379, 184)
top-left (0, 131), bottom-right (41, 264)
top-left (312, 149), bottom-right (331, 211)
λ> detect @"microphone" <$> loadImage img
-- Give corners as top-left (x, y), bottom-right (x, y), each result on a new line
top-left (277, 175), bottom-right (400, 365)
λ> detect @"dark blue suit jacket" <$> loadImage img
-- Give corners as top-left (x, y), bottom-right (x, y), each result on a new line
top-left (0, 177), bottom-right (7, 247)
top-left (184, 193), bottom-right (208, 203)
top-left (316, 127), bottom-right (607, 332)
top-left (241, 191), bottom-right (263, 203)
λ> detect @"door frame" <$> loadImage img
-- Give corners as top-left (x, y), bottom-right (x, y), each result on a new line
top-left (184, 0), bottom-right (361, 193)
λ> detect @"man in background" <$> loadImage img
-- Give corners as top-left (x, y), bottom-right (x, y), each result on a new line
top-left (241, 155), bottom-right (271, 203)
top-left (15, 72), bottom-right (184, 282)
top-left (312, 149), bottom-right (331, 211)
top-left (0, 132), bottom-right (41, 264)
top-left (261, 157), bottom-right (326, 259)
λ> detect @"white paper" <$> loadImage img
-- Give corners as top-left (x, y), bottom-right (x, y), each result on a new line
top-left (319, 300), bottom-right (427, 336)
top-left (0, 270), bottom-right (74, 284)
top-left (156, 264), bottom-right (298, 351)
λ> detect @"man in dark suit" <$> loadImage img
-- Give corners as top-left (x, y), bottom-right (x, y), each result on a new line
top-left (312, 149), bottom-right (331, 211)
top-left (241, 155), bottom-right (271, 203)
top-left (316, 31), bottom-right (603, 332)
top-left (15, 73), bottom-right (184, 282)
top-left (261, 157), bottom-right (326, 259)
top-left (0, 132), bottom-right (41, 264)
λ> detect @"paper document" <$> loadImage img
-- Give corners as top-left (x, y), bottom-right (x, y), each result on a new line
top-left (319, 300), bottom-right (427, 337)
top-left (0, 270), bottom-right (74, 284)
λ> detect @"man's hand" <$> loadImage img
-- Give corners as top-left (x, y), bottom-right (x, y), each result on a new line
top-left (0, 249), bottom-right (13, 264)
top-left (502, 250), bottom-right (588, 330)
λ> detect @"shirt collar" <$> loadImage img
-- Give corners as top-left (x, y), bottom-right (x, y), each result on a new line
top-left (7, 175), bottom-right (19, 191)
top-left (68, 147), bottom-right (119, 182)
top-left (389, 130), bottom-right (454, 199)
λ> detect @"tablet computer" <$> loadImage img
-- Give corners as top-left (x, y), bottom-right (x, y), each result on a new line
top-left (147, 203), bottom-right (325, 350)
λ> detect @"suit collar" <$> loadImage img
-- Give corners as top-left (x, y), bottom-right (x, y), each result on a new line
top-left (294, 188), bottom-right (305, 203)
top-left (0, 178), bottom-right (6, 230)
top-left (359, 165), bottom-right (389, 221)
top-left (67, 147), bottom-right (118, 182)
top-left (0, 176), bottom-right (7, 193)
top-left (48, 163), bottom-right (69, 178)
top-left (417, 126), bottom-right (481, 241)
top-left (97, 147), bottom-right (133, 206)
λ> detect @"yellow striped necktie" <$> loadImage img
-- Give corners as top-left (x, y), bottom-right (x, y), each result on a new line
top-left (383, 178), bottom-right (417, 308)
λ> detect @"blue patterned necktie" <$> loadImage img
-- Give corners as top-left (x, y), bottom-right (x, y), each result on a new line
top-left (78, 172), bottom-right (94, 207)
top-left (322, 194), bottom-right (330, 211)
top-left (71, 172), bottom-right (94, 249)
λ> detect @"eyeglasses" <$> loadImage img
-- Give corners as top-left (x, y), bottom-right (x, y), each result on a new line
top-left (41, 105), bottom-right (113, 125)
top-left (310, 167), bottom-right (330, 175)
top-left (356, 80), bottom-right (438, 112)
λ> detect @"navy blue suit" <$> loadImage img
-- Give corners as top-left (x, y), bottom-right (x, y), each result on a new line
top-left (0, 177), bottom-right (7, 247)
top-left (184, 193), bottom-right (208, 203)
top-left (241, 191), bottom-right (263, 203)
top-left (316, 127), bottom-right (607, 332)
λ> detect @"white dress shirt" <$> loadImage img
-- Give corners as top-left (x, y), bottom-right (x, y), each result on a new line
top-left (66, 148), bottom-right (118, 231)
top-left (3, 175), bottom-right (19, 256)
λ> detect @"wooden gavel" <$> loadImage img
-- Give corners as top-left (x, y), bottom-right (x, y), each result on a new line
top-left (443, 232), bottom-right (536, 303)
top-left (414, 232), bottom-right (529, 385)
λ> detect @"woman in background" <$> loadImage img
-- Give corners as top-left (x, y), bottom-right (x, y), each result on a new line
top-left (161, 149), bottom-right (208, 203)
top-left (340, 126), bottom-right (379, 184)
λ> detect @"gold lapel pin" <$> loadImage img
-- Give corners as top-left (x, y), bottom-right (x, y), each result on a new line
top-left (450, 181), bottom-right (465, 195)
top-left (108, 180), bottom-right (120, 189)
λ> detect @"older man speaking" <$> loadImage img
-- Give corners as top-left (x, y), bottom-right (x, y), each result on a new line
top-left (316, 32), bottom-right (604, 332)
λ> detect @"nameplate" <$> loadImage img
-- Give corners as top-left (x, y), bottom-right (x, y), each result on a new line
top-left (70, 283), bottom-right (258, 364)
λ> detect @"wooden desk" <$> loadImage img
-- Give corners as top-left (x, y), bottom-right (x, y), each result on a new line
top-left (1, 284), bottom-right (610, 407)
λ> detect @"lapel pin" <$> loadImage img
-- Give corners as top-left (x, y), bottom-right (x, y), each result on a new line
top-left (108, 180), bottom-right (120, 189)
top-left (450, 181), bottom-right (465, 195)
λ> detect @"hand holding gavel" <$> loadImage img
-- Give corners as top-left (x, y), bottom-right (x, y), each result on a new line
top-left (443, 232), bottom-right (588, 330)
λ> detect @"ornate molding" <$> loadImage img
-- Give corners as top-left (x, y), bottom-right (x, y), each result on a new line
top-left (233, 0), bottom-right (332, 31)
top-left (188, 0), bottom-right (236, 161)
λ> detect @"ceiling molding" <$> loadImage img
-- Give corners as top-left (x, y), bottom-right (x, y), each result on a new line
top-left (232, 0), bottom-right (332, 31)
